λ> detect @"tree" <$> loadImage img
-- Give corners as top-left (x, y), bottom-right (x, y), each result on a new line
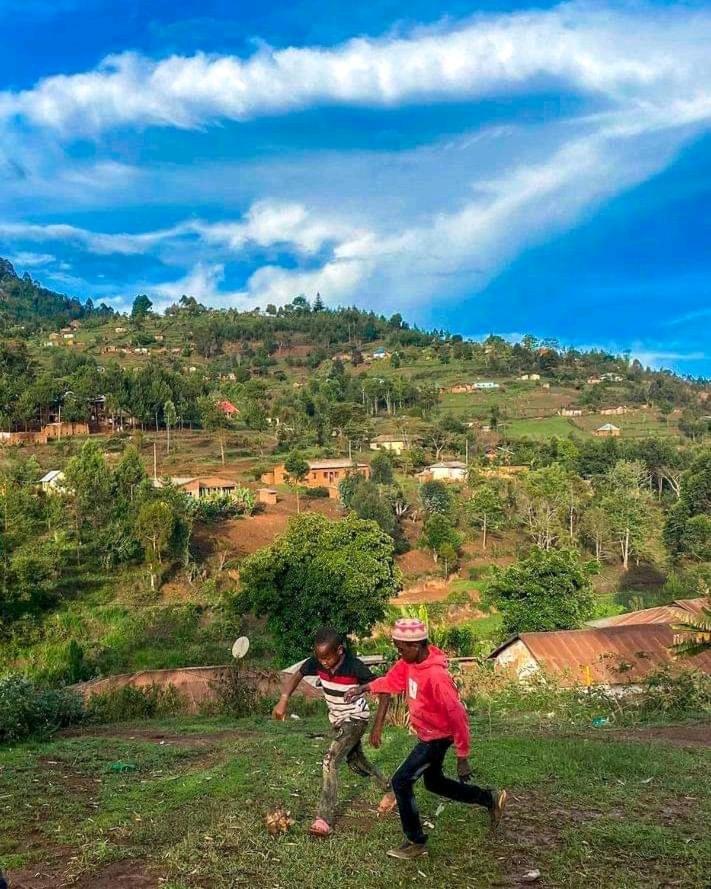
top-left (580, 505), bottom-right (612, 561)
top-left (370, 452), bottom-right (394, 486)
top-left (601, 460), bottom-right (659, 570)
top-left (465, 484), bottom-right (505, 550)
top-left (64, 440), bottom-right (113, 547)
top-left (240, 513), bottom-right (400, 662)
top-left (486, 548), bottom-right (596, 636)
top-left (517, 464), bottom-right (568, 550)
top-left (420, 479), bottom-right (452, 517)
top-left (664, 452), bottom-right (711, 561)
top-left (131, 294), bottom-right (153, 322)
top-left (198, 396), bottom-right (233, 465)
top-left (284, 450), bottom-right (309, 513)
top-left (419, 513), bottom-right (462, 573)
top-left (136, 500), bottom-right (175, 591)
top-left (164, 399), bottom-right (177, 455)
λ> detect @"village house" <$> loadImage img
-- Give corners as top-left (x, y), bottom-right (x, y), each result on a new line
top-left (216, 399), bottom-right (240, 417)
top-left (257, 487), bottom-right (279, 506)
top-left (114, 327), bottom-right (127, 334)
top-left (473, 381), bottom-right (500, 390)
top-left (420, 460), bottom-right (468, 482)
top-left (261, 458), bottom-right (370, 493)
top-left (594, 422), bottom-right (621, 437)
top-left (371, 348), bottom-right (389, 360)
top-left (601, 372), bottom-right (625, 382)
top-left (587, 597), bottom-right (707, 629)
top-left (69, 320), bottom-right (81, 330)
top-left (559, 408), bottom-right (583, 417)
top-left (519, 373), bottom-right (541, 381)
top-left (39, 470), bottom-right (66, 492)
top-left (599, 406), bottom-right (628, 416)
top-left (489, 624), bottom-right (711, 690)
top-left (154, 476), bottom-right (239, 499)
top-left (62, 332), bottom-right (74, 340)
top-left (370, 433), bottom-right (408, 456)
top-left (587, 376), bottom-right (602, 385)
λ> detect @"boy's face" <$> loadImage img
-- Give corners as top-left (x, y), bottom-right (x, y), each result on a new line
top-left (315, 641), bottom-right (344, 671)
top-left (394, 639), bottom-right (426, 663)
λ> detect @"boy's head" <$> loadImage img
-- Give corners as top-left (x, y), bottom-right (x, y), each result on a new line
top-left (313, 626), bottom-right (345, 671)
top-left (392, 618), bottom-right (428, 663)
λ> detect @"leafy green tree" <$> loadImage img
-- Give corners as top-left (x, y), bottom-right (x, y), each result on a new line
top-left (198, 395), bottom-right (234, 465)
top-left (419, 513), bottom-right (462, 572)
top-left (601, 460), bottom-right (660, 569)
top-left (284, 450), bottom-right (309, 513)
top-left (164, 400), bottom-right (177, 454)
top-left (517, 463), bottom-right (568, 550)
top-left (664, 452), bottom-right (711, 561)
top-left (370, 452), bottom-right (394, 486)
top-left (240, 513), bottom-right (400, 662)
top-left (136, 500), bottom-right (176, 591)
top-left (131, 293), bottom-right (153, 322)
top-left (580, 505), bottom-right (612, 561)
top-left (486, 548), bottom-right (596, 636)
top-left (420, 479), bottom-right (452, 517)
top-left (465, 484), bottom-right (505, 550)
top-left (64, 440), bottom-right (113, 546)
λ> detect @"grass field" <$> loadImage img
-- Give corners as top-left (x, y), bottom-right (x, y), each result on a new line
top-left (502, 416), bottom-right (582, 440)
top-left (2, 715), bottom-right (709, 888)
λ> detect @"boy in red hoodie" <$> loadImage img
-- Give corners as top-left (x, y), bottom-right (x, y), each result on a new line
top-left (346, 618), bottom-right (507, 859)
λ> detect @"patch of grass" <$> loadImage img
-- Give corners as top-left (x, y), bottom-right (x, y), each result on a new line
top-left (504, 416), bottom-right (584, 440)
top-left (2, 716), bottom-right (709, 887)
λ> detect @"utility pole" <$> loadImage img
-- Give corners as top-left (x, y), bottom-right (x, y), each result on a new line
top-left (348, 439), bottom-right (352, 461)
top-left (465, 438), bottom-right (469, 465)
top-left (153, 441), bottom-right (158, 482)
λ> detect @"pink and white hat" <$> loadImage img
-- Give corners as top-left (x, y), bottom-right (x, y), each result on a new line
top-left (391, 618), bottom-right (428, 642)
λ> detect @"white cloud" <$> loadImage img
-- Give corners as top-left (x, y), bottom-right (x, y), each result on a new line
top-left (7, 250), bottom-right (55, 268)
top-left (1, 4), bottom-right (710, 136)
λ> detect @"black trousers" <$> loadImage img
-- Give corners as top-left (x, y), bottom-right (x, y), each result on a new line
top-left (391, 738), bottom-right (492, 844)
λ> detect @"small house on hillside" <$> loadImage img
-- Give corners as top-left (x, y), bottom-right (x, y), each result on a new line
top-left (587, 376), bottom-right (602, 385)
top-left (594, 423), bottom-right (621, 437)
top-left (599, 406), bottom-right (627, 416)
top-left (587, 598), bottom-right (708, 629)
top-left (216, 399), bottom-right (240, 417)
top-left (489, 624), bottom-right (711, 689)
top-left (177, 477), bottom-right (238, 499)
top-left (421, 461), bottom-right (468, 482)
top-left (519, 374), bottom-right (541, 381)
top-left (601, 373), bottom-right (624, 382)
top-left (40, 470), bottom-right (66, 492)
top-left (370, 434), bottom-right (408, 456)
top-left (261, 458), bottom-right (370, 494)
top-left (473, 381), bottom-right (500, 390)
top-left (372, 348), bottom-right (389, 360)
top-left (559, 408), bottom-right (583, 417)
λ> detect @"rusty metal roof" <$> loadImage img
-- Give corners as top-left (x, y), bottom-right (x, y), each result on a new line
top-left (490, 624), bottom-right (711, 685)
top-left (589, 598), bottom-right (708, 629)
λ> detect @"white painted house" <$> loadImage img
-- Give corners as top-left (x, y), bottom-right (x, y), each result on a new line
top-left (426, 461), bottom-right (468, 482)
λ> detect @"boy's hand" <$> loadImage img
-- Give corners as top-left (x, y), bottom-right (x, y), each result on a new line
top-left (344, 684), bottom-right (365, 704)
top-left (272, 696), bottom-right (288, 721)
top-left (369, 725), bottom-right (383, 748)
top-left (456, 757), bottom-right (473, 782)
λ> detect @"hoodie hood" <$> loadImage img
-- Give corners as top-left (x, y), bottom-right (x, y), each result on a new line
top-left (410, 645), bottom-right (448, 673)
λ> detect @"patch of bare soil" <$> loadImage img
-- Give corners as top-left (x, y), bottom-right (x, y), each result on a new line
top-left (73, 859), bottom-right (159, 889)
top-left (603, 723), bottom-right (711, 748)
top-left (59, 725), bottom-right (257, 746)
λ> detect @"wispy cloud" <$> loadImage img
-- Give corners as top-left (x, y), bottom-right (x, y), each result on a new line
top-left (1, 4), bottom-right (710, 136)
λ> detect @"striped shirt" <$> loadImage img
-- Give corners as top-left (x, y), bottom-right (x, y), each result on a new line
top-left (299, 652), bottom-right (375, 725)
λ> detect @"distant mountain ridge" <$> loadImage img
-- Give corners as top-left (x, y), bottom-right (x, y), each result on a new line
top-left (0, 257), bottom-right (102, 330)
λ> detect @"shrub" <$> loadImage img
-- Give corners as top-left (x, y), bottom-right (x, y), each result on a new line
top-left (304, 486), bottom-right (330, 499)
top-left (0, 674), bottom-right (85, 742)
top-left (209, 665), bottom-right (272, 717)
top-left (86, 684), bottom-right (185, 723)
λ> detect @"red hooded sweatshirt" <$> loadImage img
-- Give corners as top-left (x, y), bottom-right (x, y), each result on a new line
top-left (368, 646), bottom-right (470, 757)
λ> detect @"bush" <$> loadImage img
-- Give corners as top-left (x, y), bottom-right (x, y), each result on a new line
top-left (209, 665), bottom-right (271, 717)
top-left (304, 486), bottom-right (330, 499)
top-left (0, 674), bottom-right (85, 742)
top-left (86, 684), bottom-right (185, 723)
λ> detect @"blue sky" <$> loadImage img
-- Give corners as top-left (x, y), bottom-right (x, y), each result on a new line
top-left (0, 0), bottom-right (709, 375)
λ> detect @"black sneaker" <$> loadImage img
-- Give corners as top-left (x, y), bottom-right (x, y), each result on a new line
top-left (387, 840), bottom-right (428, 860)
top-left (489, 788), bottom-right (507, 830)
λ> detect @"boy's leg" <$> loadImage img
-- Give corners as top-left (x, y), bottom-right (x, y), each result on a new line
top-left (422, 739), bottom-right (493, 809)
top-left (345, 723), bottom-right (391, 792)
top-left (316, 721), bottom-right (364, 826)
top-left (390, 741), bottom-right (439, 844)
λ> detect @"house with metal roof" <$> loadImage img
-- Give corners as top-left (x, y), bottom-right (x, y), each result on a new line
top-left (587, 598), bottom-right (708, 629)
top-left (488, 624), bottom-right (711, 689)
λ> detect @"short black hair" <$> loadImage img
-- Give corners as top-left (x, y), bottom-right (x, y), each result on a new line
top-left (314, 626), bottom-right (343, 650)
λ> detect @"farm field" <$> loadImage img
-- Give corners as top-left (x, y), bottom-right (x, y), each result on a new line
top-left (2, 716), bottom-right (709, 888)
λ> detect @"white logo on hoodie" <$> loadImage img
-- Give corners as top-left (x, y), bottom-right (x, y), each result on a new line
top-left (408, 677), bottom-right (418, 699)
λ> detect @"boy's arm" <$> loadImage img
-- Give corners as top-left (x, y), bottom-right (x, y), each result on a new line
top-left (369, 694), bottom-right (391, 748)
top-left (272, 669), bottom-right (304, 720)
top-left (344, 660), bottom-right (407, 702)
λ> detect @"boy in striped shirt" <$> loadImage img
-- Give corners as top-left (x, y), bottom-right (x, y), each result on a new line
top-left (273, 626), bottom-right (394, 837)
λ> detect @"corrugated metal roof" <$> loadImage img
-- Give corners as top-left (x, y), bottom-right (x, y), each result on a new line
top-left (589, 598), bottom-right (708, 628)
top-left (491, 624), bottom-right (711, 685)
top-left (308, 459), bottom-right (364, 469)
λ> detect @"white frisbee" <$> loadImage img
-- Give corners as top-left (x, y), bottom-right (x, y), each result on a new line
top-left (231, 636), bottom-right (250, 659)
